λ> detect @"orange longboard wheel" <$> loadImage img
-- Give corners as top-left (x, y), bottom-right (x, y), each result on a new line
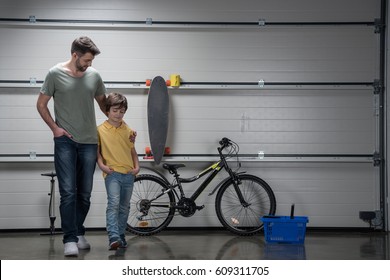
top-left (146, 79), bottom-right (151, 86)
top-left (164, 147), bottom-right (171, 155)
top-left (166, 80), bottom-right (171, 86)
top-left (145, 146), bottom-right (152, 155)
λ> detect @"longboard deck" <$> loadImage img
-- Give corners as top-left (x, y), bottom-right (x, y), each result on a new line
top-left (147, 76), bottom-right (169, 164)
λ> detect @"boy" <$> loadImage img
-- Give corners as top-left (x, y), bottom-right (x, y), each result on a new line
top-left (97, 92), bottom-right (140, 250)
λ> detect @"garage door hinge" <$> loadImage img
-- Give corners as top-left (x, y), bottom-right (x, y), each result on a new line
top-left (374, 18), bottom-right (384, 34)
top-left (373, 79), bottom-right (383, 95)
top-left (146, 18), bottom-right (153, 25)
top-left (29, 15), bottom-right (36, 23)
top-left (373, 152), bottom-right (382, 166)
top-left (258, 19), bottom-right (266, 26)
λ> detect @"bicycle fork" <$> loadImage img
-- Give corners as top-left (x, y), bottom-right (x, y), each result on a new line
top-left (232, 175), bottom-right (251, 208)
top-left (209, 171), bottom-right (251, 208)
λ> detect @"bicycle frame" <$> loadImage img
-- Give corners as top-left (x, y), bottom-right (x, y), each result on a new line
top-left (167, 147), bottom-right (243, 203)
top-left (176, 160), bottom-right (225, 202)
top-left (145, 141), bottom-right (246, 208)
top-left (129, 137), bottom-right (276, 236)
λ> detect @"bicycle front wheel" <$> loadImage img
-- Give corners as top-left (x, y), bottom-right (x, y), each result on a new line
top-left (127, 174), bottom-right (176, 236)
top-left (215, 174), bottom-right (276, 235)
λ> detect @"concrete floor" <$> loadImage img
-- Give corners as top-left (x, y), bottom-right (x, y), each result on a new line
top-left (0, 229), bottom-right (388, 260)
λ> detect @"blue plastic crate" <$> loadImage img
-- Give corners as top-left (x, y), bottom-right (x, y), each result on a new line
top-left (261, 216), bottom-right (309, 244)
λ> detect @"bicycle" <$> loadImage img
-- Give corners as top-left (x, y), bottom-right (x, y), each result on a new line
top-left (127, 137), bottom-right (276, 236)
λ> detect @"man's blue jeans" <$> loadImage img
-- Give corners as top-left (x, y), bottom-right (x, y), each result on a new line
top-left (104, 172), bottom-right (134, 243)
top-left (54, 136), bottom-right (97, 244)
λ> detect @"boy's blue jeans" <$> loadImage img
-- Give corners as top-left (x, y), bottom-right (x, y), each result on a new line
top-left (54, 136), bottom-right (97, 244)
top-left (104, 172), bottom-right (135, 243)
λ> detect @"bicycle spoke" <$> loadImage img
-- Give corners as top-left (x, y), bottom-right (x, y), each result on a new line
top-left (127, 175), bottom-right (175, 236)
top-left (216, 175), bottom-right (276, 235)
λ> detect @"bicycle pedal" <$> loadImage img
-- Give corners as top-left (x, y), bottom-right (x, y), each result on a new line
top-left (196, 205), bottom-right (205, 211)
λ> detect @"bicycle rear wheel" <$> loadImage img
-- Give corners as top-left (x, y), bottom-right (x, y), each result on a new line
top-left (127, 174), bottom-right (175, 236)
top-left (215, 174), bottom-right (276, 235)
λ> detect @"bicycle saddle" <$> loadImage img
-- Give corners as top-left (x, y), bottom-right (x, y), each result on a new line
top-left (162, 163), bottom-right (186, 173)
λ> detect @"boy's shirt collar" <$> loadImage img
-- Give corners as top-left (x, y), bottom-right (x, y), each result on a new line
top-left (103, 120), bottom-right (126, 129)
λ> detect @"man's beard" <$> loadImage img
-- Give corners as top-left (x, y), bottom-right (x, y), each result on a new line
top-left (75, 58), bottom-right (88, 72)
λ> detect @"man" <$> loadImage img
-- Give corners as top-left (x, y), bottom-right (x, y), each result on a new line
top-left (37, 36), bottom-right (106, 256)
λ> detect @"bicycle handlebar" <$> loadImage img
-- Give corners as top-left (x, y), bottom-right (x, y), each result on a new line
top-left (219, 137), bottom-right (232, 149)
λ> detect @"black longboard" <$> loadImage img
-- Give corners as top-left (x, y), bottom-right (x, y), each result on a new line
top-left (147, 76), bottom-right (169, 164)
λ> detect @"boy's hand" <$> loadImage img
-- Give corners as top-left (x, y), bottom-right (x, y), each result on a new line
top-left (100, 165), bottom-right (114, 175)
top-left (128, 167), bottom-right (140, 176)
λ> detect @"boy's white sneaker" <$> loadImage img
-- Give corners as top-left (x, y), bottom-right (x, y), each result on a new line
top-left (64, 242), bottom-right (79, 256)
top-left (77, 235), bottom-right (91, 250)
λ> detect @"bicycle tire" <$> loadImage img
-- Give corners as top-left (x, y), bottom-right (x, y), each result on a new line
top-left (127, 174), bottom-right (175, 236)
top-left (215, 174), bottom-right (276, 236)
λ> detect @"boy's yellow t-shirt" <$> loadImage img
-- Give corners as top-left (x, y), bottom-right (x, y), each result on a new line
top-left (97, 120), bottom-right (135, 177)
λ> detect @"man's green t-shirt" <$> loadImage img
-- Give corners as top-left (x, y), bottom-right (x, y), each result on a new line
top-left (40, 64), bottom-right (106, 144)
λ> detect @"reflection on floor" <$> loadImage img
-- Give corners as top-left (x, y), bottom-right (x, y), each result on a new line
top-left (0, 229), bottom-right (388, 260)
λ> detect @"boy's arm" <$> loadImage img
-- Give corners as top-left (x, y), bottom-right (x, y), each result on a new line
top-left (96, 147), bottom-right (104, 169)
top-left (97, 146), bottom-right (113, 174)
top-left (130, 147), bottom-right (140, 175)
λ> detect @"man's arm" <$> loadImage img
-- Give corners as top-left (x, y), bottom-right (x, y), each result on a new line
top-left (95, 94), bottom-right (107, 115)
top-left (36, 92), bottom-right (71, 138)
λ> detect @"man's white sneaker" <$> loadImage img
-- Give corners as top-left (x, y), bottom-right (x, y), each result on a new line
top-left (64, 242), bottom-right (79, 256)
top-left (77, 235), bottom-right (91, 250)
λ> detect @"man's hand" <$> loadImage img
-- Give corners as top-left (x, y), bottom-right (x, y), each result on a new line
top-left (130, 131), bottom-right (137, 143)
top-left (53, 127), bottom-right (72, 138)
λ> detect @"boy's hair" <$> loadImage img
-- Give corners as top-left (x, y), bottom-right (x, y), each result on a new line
top-left (71, 36), bottom-right (101, 56)
top-left (106, 92), bottom-right (128, 113)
